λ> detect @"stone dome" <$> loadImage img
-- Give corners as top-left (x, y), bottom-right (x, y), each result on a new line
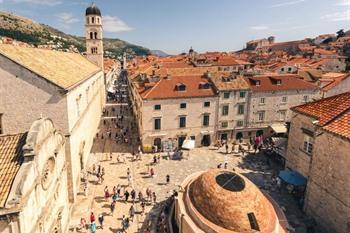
top-left (86, 3), bottom-right (101, 16)
top-left (188, 169), bottom-right (278, 233)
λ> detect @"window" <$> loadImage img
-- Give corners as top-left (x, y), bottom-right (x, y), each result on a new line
top-left (237, 120), bottom-right (244, 127)
top-left (0, 113), bottom-right (3, 134)
top-left (282, 96), bottom-right (287, 103)
top-left (222, 105), bottom-right (229, 116)
top-left (239, 91), bottom-right (246, 98)
top-left (92, 17), bottom-right (95, 23)
top-left (303, 95), bottom-right (308, 102)
top-left (255, 80), bottom-right (261, 86)
top-left (223, 92), bottom-right (230, 99)
top-left (279, 110), bottom-right (287, 121)
top-left (221, 121), bottom-right (228, 128)
top-left (179, 116), bottom-right (186, 128)
top-left (303, 135), bottom-right (314, 154)
top-left (94, 32), bottom-right (98, 39)
top-left (288, 67), bottom-right (292, 72)
top-left (276, 80), bottom-right (281, 85)
top-left (260, 97), bottom-right (265, 104)
top-left (258, 111), bottom-right (265, 122)
top-left (180, 103), bottom-right (187, 109)
top-left (154, 104), bottom-right (161, 110)
top-left (204, 101), bottom-right (210, 107)
top-left (97, 17), bottom-right (100, 24)
top-left (76, 99), bottom-right (80, 117)
top-left (203, 114), bottom-right (210, 126)
top-left (176, 83), bottom-right (186, 91)
top-left (237, 104), bottom-right (245, 115)
top-left (281, 67), bottom-right (285, 72)
top-left (91, 47), bottom-right (98, 54)
top-left (90, 32), bottom-right (93, 39)
top-left (154, 118), bottom-right (161, 130)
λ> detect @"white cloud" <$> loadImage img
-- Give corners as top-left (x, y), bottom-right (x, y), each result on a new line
top-left (57, 13), bottom-right (79, 24)
top-left (13, 0), bottom-right (62, 6)
top-left (321, 10), bottom-right (350, 22)
top-left (270, 0), bottom-right (306, 8)
top-left (250, 25), bottom-right (269, 31)
top-left (103, 15), bottom-right (133, 33)
top-left (336, 0), bottom-right (350, 6)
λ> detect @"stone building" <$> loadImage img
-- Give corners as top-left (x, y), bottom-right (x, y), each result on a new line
top-left (0, 118), bottom-right (70, 233)
top-left (285, 92), bottom-right (350, 233)
top-left (244, 74), bottom-right (320, 138)
top-left (0, 44), bottom-right (105, 202)
top-left (85, 3), bottom-right (104, 69)
top-left (209, 73), bottom-right (251, 141)
top-left (130, 73), bottom-right (218, 148)
top-left (174, 169), bottom-right (288, 233)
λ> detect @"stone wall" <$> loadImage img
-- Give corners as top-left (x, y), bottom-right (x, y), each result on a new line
top-left (65, 72), bottom-right (104, 201)
top-left (1, 119), bottom-right (70, 233)
top-left (304, 132), bottom-right (350, 233)
top-left (0, 55), bottom-right (69, 134)
top-left (285, 113), bottom-right (315, 177)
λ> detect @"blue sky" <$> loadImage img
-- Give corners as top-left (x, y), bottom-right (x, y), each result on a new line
top-left (1, 0), bottom-right (350, 54)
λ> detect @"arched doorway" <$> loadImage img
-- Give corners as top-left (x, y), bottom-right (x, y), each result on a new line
top-left (256, 130), bottom-right (264, 137)
top-left (236, 132), bottom-right (243, 140)
top-left (154, 138), bottom-right (162, 151)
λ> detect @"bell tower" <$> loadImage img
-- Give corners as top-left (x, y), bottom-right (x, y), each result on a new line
top-left (85, 3), bottom-right (104, 70)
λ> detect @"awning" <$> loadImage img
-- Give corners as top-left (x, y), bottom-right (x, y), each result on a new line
top-left (200, 130), bottom-right (213, 135)
top-left (149, 133), bottom-right (167, 137)
top-left (182, 140), bottom-right (195, 150)
top-left (270, 123), bottom-right (287, 134)
top-left (279, 170), bottom-right (307, 186)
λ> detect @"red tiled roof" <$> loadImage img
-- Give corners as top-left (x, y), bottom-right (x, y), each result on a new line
top-left (139, 75), bottom-right (216, 100)
top-left (0, 133), bottom-right (26, 207)
top-left (245, 74), bottom-right (318, 92)
top-left (292, 92), bottom-right (350, 139)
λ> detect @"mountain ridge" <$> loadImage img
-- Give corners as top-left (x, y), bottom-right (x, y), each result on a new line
top-left (0, 11), bottom-right (151, 58)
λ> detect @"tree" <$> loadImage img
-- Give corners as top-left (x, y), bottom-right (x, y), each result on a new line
top-left (337, 29), bottom-right (345, 39)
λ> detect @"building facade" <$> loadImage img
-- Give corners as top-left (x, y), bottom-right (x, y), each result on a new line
top-left (0, 118), bottom-right (70, 233)
top-left (0, 44), bottom-right (105, 202)
top-left (285, 92), bottom-right (350, 233)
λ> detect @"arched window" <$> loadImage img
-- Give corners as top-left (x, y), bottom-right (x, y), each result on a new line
top-left (97, 17), bottom-right (100, 24)
top-left (91, 47), bottom-right (98, 54)
top-left (92, 17), bottom-right (95, 23)
top-left (90, 32), bottom-right (93, 39)
top-left (94, 32), bottom-right (98, 39)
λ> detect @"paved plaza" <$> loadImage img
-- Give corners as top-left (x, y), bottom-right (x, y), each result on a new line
top-left (70, 134), bottom-right (312, 232)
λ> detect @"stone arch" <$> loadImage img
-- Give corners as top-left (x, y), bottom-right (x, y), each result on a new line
top-left (94, 32), bottom-right (98, 39)
top-left (90, 32), bottom-right (93, 39)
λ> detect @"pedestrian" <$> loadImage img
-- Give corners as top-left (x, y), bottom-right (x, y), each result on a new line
top-left (98, 214), bottom-right (104, 230)
top-left (80, 217), bottom-right (87, 230)
top-left (90, 221), bottom-right (97, 233)
top-left (145, 227), bottom-right (151, 233)
top-left (129, 205), bottom-right (135, 222)
top-left (131, 189), bottom-right (136, 203)
top-left (127, 174), bottom-right (132, 187)
top-left (141, 201), bottom-right (145, 215)
top-left (224, 162), bottom-right (228, 169)
top-left (83, 182), bottom-right (88, 196)
top-left (113, 186), bottom-right (117, 195)
top-left (152, 192), bottom-right (157, 204)
top-left (110, 201), bottom-right (115, 216)
top-left (166, 174), bottom-right (170, 185)
top-left (104, 186), bottom-right (110, 201)
top-left (90, 212), bottom-right (95, 223)
top-left (92, 164), bottom-right (96, 175)
top-left (127, 168), bottom-right (130, 177)
top-left (217, 163), bottom-right (222, 169)
top-left (112, 192), bottom-right (118, 203)
top-left (138, 191), bottom-right (143, 202)
top-left (225, 143), bottom-right (229, 154)
top-left (150, 167), bottom-right (155, 177)
top-left (124, 190), bottom-right (130, 202)
top-left (97, 165), bottom-right (101, 175)
top-left (153, 155), bottom-right (157, 164)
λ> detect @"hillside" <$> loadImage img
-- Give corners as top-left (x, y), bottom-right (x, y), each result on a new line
top-left (0, 11), bottom-right (150, 58)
